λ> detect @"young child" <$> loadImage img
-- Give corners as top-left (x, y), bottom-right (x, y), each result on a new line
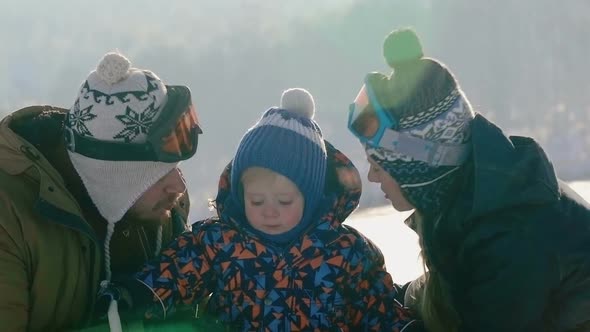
top-left (133, 88), bottom-right (420, 331)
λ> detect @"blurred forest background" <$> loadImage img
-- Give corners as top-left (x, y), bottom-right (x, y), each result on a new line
top-left (1, 0), bottom-right (589, 218)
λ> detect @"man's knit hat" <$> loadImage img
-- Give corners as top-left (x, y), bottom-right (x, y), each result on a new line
top-left (66, 52), bottom-right (187, 330)
top-left (66, 52), bottom-right (177, 224)
top-left (230, 88), bottom-right (327, 239)
top-left (365, 28), bottom-right (475, 213)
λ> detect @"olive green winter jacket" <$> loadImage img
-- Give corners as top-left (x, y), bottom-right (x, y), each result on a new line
top-left (0, 106), bottom-right (189, 331)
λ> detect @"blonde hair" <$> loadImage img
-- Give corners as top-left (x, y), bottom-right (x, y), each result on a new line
top-left (419, 271), bottom-right (461, 332)
top-left (240, 167), bottom-right (282, 187)
top-left (414, 213), bottom-right (461, 332)
top-left (240, 167), bottom-right (304, 199)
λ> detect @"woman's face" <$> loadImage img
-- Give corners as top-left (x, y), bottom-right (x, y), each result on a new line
top-left (366, 155), bottom-right (415, 212)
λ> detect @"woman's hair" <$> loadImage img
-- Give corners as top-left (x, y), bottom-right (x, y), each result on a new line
top-left (419, 270), bottom-right (461, 332)
top-left (415, 213), bottom-right (461, 332)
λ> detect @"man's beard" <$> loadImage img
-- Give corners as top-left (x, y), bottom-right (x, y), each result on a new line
top-left (126, 193), bottom-right (183, 226)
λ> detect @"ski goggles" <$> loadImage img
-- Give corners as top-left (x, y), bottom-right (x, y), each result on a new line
top-left (65, 85), bottom-right (202, 162)
top-left (347, 79), bottom-right (470, 167)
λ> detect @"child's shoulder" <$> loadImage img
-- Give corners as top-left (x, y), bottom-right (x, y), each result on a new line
top-left (190, 216), bottom-right (243, 237)
top-left (337, 223), bottom-right (369, 241)
top-left (190, 216), bottom-right (227, 233)
top-left (336, 224), bottom-right (384, 257)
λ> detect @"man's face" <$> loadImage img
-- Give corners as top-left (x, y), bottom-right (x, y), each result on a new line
top-left (127, 167), bottom-right (187, 222)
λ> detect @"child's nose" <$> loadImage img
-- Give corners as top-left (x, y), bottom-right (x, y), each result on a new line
top-left (262, 205), bottom-right (279, 217)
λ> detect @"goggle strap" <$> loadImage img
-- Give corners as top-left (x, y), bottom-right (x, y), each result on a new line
top-left (64, 126), bottom-right (159, 162)
top-left (400, 166), bottom-right (460, 188)
top-left (380, 128), bottom-right (470, 166)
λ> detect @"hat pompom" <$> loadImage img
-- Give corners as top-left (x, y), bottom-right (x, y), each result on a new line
top-left (383, 28), bottom-right (424, 69)
top-left (96, 52), bottom-right (131, 85)
top-left (280, 88), bottom-right (315, 119)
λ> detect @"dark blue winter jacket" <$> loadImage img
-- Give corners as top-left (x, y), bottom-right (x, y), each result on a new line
top-left (421, 114), bottom-right (590, 332)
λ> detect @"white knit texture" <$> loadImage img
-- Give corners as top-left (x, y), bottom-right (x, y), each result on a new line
top-left (254, 112), bottom-right (325, 152)
top-left (74, 69), bottom-right (167, 143)
top-left (68, 53), bottom-right (175, 332)
top-left (280, 88), bottom-right (315, 119)
top-left (67, 53), bottom-right (176, 222)
top-left (69, 151), bottom-right (177, 223)
top-left (96, 53), bottom-right (131, 85)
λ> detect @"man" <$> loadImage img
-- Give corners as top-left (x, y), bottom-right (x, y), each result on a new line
top-left (0, 52), bottom-right (202, 331)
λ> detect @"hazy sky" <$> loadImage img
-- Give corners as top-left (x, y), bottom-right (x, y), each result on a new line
top-left (2, 0), bottom-right (588, 218)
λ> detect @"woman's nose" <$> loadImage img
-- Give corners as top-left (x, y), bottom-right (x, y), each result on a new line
top-left (367, 168), bottom-right (379, 183)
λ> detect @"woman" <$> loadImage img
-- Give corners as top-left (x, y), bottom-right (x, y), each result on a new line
top-left (347, 28), bottom-right (590, 332)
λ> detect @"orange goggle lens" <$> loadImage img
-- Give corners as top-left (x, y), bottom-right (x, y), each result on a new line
top-left (349, 84), bottom-right (381, 139)
top-left (160, 103), bottom-right (201, 158)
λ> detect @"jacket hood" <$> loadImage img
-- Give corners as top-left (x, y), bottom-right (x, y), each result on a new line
top-left (410, 114), bottom-right (562, 274)
top-left (0, 106), bottom-right (87, 219)
top-left (464, 114), bottom-right (559, 219)
top-left (214, 140), bottom-right (363, 231)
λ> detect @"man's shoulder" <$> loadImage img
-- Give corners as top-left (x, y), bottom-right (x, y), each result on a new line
top-left (0, 169), bottom-right (37, 248)
top-left (0, 168), bottom-right (38, 203)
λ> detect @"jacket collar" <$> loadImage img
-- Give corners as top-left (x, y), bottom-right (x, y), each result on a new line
top-left (404, 114), bottom-right (561, 253)
top-left (467, 114), bottom-right (559, 219)
top-left (0, 106), bottom-right (98, 243)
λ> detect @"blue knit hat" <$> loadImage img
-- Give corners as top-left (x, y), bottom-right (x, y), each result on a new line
top-left (230, 88), bottom-right (327, 240)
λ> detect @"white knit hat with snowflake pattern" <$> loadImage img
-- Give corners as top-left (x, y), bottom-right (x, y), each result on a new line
top-left (66, 52), bottom-right (177, 331)
top-left (67, 52), bottom-right (177, 224)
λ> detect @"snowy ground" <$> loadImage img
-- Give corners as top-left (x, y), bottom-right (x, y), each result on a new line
top-left (346, 181), bottom-right (590, 284)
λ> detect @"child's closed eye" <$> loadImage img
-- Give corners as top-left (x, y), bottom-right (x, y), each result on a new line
top-left (278, 200), bottom-right (293, 206)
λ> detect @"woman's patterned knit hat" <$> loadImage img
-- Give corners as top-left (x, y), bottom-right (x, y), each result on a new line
top-left (366, 28), bottom-right (475, 213)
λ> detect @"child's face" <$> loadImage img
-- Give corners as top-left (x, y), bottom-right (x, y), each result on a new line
top-left (242, 168), bottom-right (304, 235)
